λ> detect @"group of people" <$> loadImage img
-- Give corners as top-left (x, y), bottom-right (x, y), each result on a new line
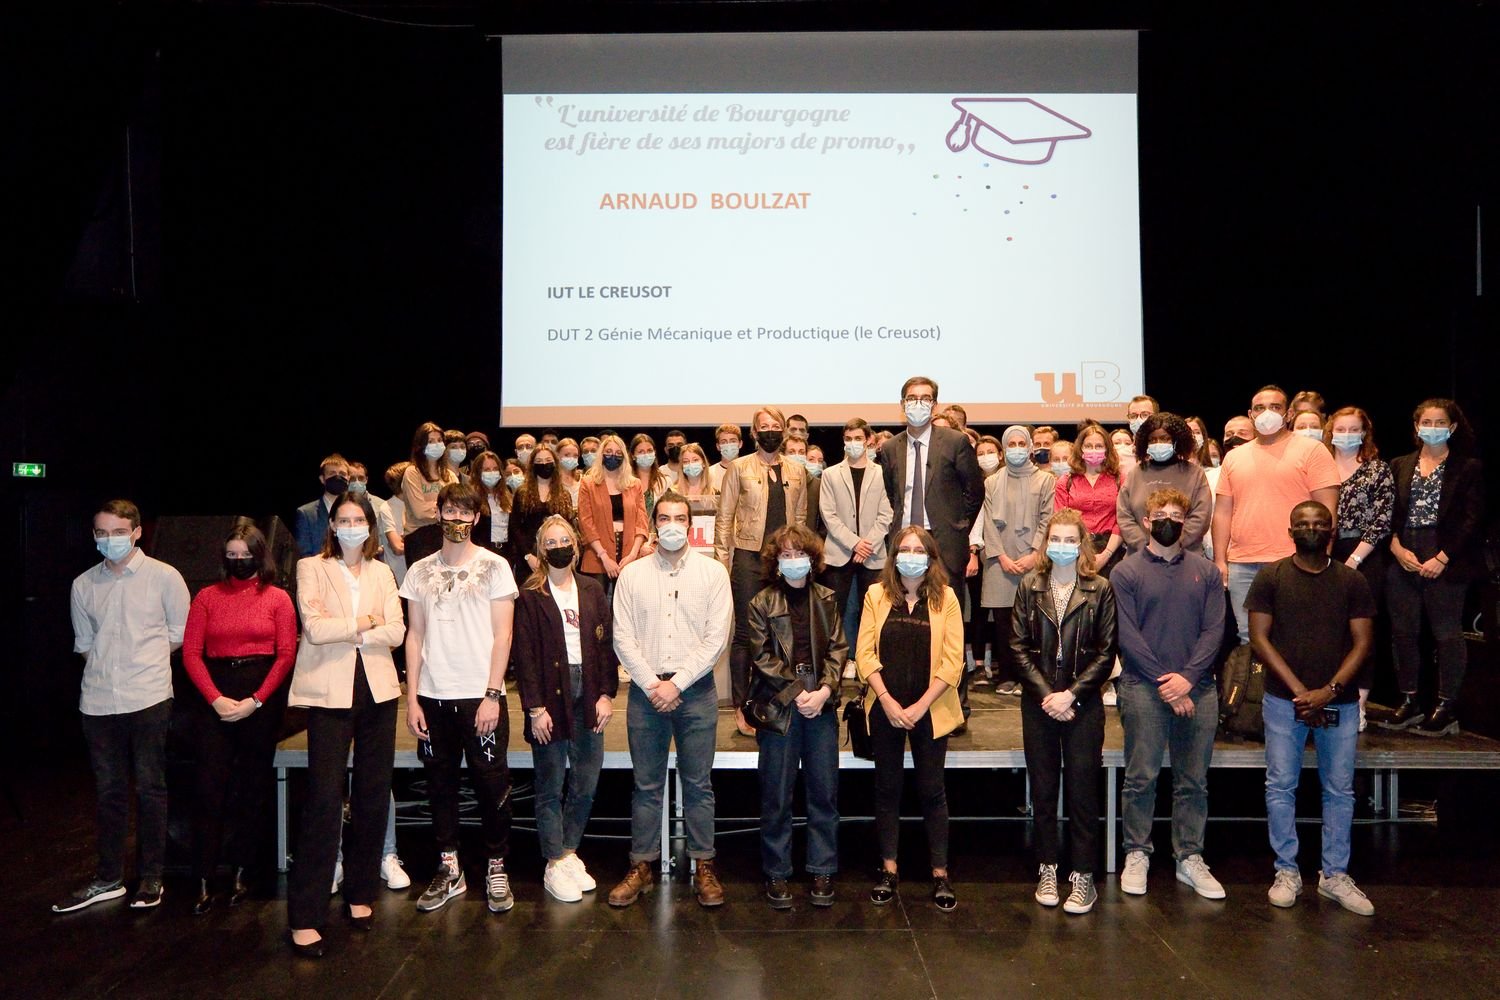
top-left (58, 375), bottom-right (1484, 948)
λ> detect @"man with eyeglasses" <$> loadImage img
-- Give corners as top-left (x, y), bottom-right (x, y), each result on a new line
top-left (1111, 489), bottom-right (1226, 900)
top-left (1211, 385), bottom-right (1340, 644)
top-left (879, 376), bottom-right (984, 727)
top-left (609, 492), bottom-right (732, 908)
top-left (55, 499), bottom-right (190, 913)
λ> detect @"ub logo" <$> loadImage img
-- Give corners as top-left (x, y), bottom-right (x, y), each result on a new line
top-left (1034, 362), bottom-right (1122, 405)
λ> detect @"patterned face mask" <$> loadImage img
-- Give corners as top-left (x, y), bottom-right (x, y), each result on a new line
top-left (440, 517), bottom-right (474, 543)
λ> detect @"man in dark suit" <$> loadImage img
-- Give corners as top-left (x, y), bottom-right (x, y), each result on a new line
top-left (879, 376), bottom-right (984, 582)
top-left (879, 376), bottom-right (985, 728)
top-left (294, 453), bottom-right (350, 557)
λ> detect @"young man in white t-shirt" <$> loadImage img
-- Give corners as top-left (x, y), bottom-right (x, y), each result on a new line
top-left (401, 483), bottom-right (519, 915)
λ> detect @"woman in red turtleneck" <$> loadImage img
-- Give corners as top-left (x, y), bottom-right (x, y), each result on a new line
top-left (181, 522), bottom-right (296, 914)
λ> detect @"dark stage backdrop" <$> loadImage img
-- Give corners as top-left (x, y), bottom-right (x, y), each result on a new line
top-left (2, 3), bottom-right (1495, 748)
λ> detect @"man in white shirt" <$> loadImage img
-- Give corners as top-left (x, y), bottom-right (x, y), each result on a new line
top-left (607, 492), bottom-right (732, 909)
top-left (402, 483), bottom-right (519, 915)
top-left (55, 499), bottom-right (190, 913)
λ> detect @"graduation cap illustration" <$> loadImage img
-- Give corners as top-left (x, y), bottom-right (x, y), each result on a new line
top-left (945, 98), bottom-right (1092, 165)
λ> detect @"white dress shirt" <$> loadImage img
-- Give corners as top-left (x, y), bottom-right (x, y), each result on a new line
top-left (70, 549), bottom-right (191, 716)
top-left (903, 424), bottom-right (933, 529)
top-left (612, 547), bottom-right (731, 693)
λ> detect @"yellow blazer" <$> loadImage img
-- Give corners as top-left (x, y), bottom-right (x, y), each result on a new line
top-left (289, 555), bottom-right (406, 709)
top-left (855, 582), bottom-right (965, 739)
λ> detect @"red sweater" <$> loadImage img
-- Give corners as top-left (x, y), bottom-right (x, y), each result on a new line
top-left (182, 577), bottom-right (298, 705)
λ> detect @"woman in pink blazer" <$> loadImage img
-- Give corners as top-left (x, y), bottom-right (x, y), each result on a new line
top-left (286, 492), bottom-right (405, 957)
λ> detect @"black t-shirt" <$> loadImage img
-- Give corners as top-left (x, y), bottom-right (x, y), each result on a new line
top-left (850, 465), bottom-right (866, 524)
top-left (764, 464), bottom-right (788, 538)
top-left (879, 594), bottom-right (931, 705)
top-left (1245, 557), bottom-right (1375, 703)
top-left (785, 582), bottom-right (815, 683)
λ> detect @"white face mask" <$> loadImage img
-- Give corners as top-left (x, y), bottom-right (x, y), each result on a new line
top-left (843, 441), bottom-right (865, 461)
top-left (480, 471), bottom-right (502, 488)
top-left (447, 447), bottom-right (467, 464)
top-left (423, 442), bottom-right (445, 461)
top-left (977, 453), bottom-right (1000, 473)
top-left (656, 523), bottom-right (688, 551)
top-left (1253, 410), bottom-right (1285, 436)
top-left (904, 400), bottom-right (933, 426)
top-left (335, 526), bottom-right (370, 548)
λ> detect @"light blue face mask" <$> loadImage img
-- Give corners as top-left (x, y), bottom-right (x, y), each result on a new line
top-left (895, 551), bottom-right (929, 577)
top-left (682, 462), bottom-right (704, 479)
top-left (1417, 425), bottom-right (1452, 446)
top-left (580, 451), bottom-right (598, 468)
top-left (1128, 416), bottom-right (1147, 435)
top-left (560, 456), bottom-right (579, 472)
top-left (844, 441), bottom-right (865, 461)
top-left (719, 442), bottom-right (740, 461)
top-left (1295, 428), bottom-right (1324, 440)
top-left (635, 453), bottom-right (656, 469)
top-left (96, 535), bottom-right (134, 562)
top-left (806, 463), bottom-right (823, 478)
top-left (1147, 442), bottom-right (1176, 463)
top-left (1050, 461), bottom-right (1071, 477)
top-left (778, 555), bottom-right (812, 581)
top-left (1331, 432), bottom-right (1364, 452)
top-left (904, 400), bottom-right (933, 426)
top-left (348, 480), bottom-right (368, 494)
top-left (1004, 447), bottom-right (1031, 468)
top-left (424, 442), bottom-right (445, 461)
top-left (480, 471), bottom-right (502, 488)
top-left (505, 474), bottom-right (524, 491)
top-left (787, 453), bottom-right (809, 467)
top-left (1046, 541), bottom-right (1080, 566)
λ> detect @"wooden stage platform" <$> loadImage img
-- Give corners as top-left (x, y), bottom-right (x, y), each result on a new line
top-left (273, 684), bottom-right (1500, 875)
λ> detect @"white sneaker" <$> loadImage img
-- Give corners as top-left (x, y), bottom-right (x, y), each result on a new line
top-left (544, 860), bottom-right (582, 903)
top-left (1120, 851), bottom-right (1149, 895)
top-left (1034, 863), bottom-right (1060, 907)
top-left (1268, 868), bottom-right (1302, 908)
top-left (1317, 871), bottom-right (1374, 916)
top-left (1101, 682), bottom-right (1118, 707)
top-left (843, 663), bottom-right (857, 680)
top-left (382, 853), bottom-right (411, 890)
top-left (330, 859), bottom-right (343, 896)
top-left (1175, 855), bottom-right (1226, 899)
top-left (561, 853), bottom-right (596, 892)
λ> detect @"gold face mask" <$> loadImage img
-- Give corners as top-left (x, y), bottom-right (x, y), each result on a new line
top-left (440, 517), bottom-right (474, 543)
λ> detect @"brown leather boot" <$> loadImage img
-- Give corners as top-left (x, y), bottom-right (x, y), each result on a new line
top-left (607, 862), bottom-right (654, 907)
top-left (694, 859), bottom-right (725, 907)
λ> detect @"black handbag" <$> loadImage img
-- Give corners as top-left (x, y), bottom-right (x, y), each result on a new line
top-left (741, 675), bottom-right (808, 737)
top-left (842, 688), bottom-right (874, 760)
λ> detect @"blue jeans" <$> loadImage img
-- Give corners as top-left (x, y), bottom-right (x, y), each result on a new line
top-left (1119, 673), bottom-right (1218, 859)
top-left (758, 707), bottom-right (840, 879)
top-left (1263, 693), bottom-right (1358, 876)
top-left (627, 675), bottom-right (718, 862)
top-left (532, 693), bottom-right (605, 861)
top-left (1227, 561), bottom-right (1271, 644)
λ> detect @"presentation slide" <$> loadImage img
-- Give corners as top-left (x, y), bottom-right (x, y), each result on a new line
top-left (501, 32), bottom-right (1141, 426)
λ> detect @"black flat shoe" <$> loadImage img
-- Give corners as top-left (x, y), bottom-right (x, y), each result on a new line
top-left (192, 879), bottom-right (213, 916)
top-left (229, 868), bottom-right (252, 907)
top-left (1414, 701), bottom-right (1460, 737)
top-left (1375, 694), bottom-right (1424, 731)
top-left (286, 930), bottom-right (325, 958)
top-left (870, 870), bottom-right (898, 905)
top-left (932, 877), bottom-right (957, 911)
top-left (346, 907), bottom-right (374, 932)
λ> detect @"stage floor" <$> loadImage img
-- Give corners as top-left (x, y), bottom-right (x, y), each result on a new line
top-left (272, 685), bottom-right (1500, 875)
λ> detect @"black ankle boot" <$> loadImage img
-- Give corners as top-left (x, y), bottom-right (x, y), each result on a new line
top-left (1415, 700), bottom-right (1460, 737)
top-left (1377, 694), bottom-right (1424, 730)
top-left (229, 867), bottom-right (251, 907)
top-left (193, 879), bottom-right (213, 915)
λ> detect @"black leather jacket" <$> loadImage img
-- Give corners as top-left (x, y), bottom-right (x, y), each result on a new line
top-left (1010, 569), bottom-right (1117, 703)
top-left (746, 580), bottom-right (848, 711)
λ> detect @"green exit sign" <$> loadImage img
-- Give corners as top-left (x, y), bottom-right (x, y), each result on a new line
top-left (12, 463), bottom-right (46, 478)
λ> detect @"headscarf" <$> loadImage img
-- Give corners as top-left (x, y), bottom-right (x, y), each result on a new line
top-left (1001, 424), bottom-right (1037, 531)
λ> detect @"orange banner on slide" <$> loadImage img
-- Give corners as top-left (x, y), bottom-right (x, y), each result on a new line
top-left (501, 403), bottom-right (1126, 428)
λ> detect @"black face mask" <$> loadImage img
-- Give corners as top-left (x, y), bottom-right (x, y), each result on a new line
top-left (665, 445), bottom-right (682, 464)
top-left (323, 475), bottom-right (349, 496)
top-left (756, 430), bottom-right (784, 453)
top-left (545, 545), bottom-right (575, 569)
top-left (1032, 448), bottom-right (1051, 465)
top-left (1149, 519), bottom-right (1183, 547)
top-left (602, 454), bottom-right (624, 471)
top-left (1291, 527), bottom-right (1332, 555)
top-left (533, 463), bottom-right (555, 480)
top-left (224, 557), bottom-right (258, 581)
top-left (1222, 436), bottom-right (1250, 455)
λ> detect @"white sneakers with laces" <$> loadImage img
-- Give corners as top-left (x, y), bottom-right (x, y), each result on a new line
top-left (1268, 868), bottom-right (1303, 908)
top-left (1034, 864), bottom-right (1060, 907)
top-left (382, 853), bottom-right (411, 890)
top-left (1120, 851), bottom-right (1149, 895)
top-left (544, 859), bottom-right (582, 903)
top-left (1318, 871), bottom-right (1374, 916)
top-left (1175, 855), bottom-right (1226, 899)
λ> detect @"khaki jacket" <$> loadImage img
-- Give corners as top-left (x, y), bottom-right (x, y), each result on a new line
top-left (714, 453), bottom-right (809, 565)
top-left (289, 556), bottom-right (405, 709)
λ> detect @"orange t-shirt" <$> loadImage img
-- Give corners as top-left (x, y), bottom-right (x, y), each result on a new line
top-left (1215, 434), bottom-right (1340, 563)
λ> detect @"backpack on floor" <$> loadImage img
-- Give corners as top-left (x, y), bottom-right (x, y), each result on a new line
top-left (1218, 643), bottom-right (1266, 741)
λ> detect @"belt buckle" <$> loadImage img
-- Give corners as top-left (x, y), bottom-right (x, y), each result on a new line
top-left (793, 663), bottom-right (815, 676)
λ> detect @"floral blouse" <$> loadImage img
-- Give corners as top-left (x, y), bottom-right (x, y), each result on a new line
top-left (1337, 458), bottom-right (1394, 544)
top-left (1406, 460), bottom-right (1444, 529)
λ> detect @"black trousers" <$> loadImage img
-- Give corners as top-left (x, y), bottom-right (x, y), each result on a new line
top-left (730, 547), bottom-right (770, 706)
top-left (419, 695), bottom-right (512, 859)
top-left (965, 571), bottom-right (989, 655)
top-left (287, 659), bottom-right (396, 931)
top-left (1022, 694), bottom-right (1104, 873)
top-left (989, 607), bottom-right (1018, 685)
top-left (193, 657), bottom-right (287, 877)
top-left (870, 704), bottom-right (950, 870)
top-left (81, 699), bottom-right (172, 883)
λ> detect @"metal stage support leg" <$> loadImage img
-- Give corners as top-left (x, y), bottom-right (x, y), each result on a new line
top-left (1106, 765), bottom-right (1118, 873)
top-left (676, 769), bottom-right (689, 875)
top-left (277, 767), bottom-right (290, 873)
top-left (1373, 768), bottom-right (1385, 815)
top-left (659, 761), bottom-right (672, 878)
top-left (1388, 770), bottom-right (1400, 821)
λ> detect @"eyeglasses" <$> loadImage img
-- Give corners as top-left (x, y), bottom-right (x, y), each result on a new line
top-left (903, 394), bottom-right (936, 405)
top-left (1146, 513), bottom-right (1186, 524)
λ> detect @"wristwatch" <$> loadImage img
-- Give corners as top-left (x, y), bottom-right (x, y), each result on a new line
top-left (250, 694), bottom-right (264, 709)
top-left (484, 687), bottom-right (504, 703)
